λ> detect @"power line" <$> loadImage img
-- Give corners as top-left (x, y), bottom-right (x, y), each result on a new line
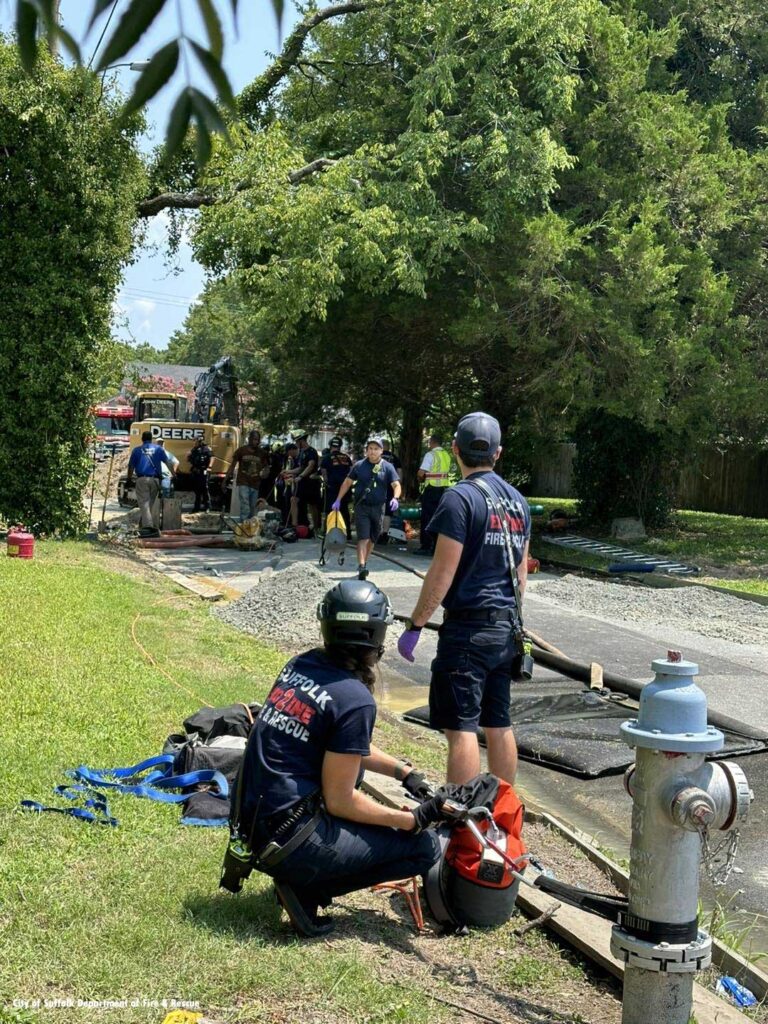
top-left (123, 286), bottom-right (203, 302)
top-left (88, 0), bottom-right (121, 69)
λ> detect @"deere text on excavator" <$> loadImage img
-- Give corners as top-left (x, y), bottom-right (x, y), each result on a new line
top-left (118, 357), bottom-right (241, 511)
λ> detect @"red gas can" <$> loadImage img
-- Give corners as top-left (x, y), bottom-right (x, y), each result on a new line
top-left (7, 527), bottom-right (34, 559)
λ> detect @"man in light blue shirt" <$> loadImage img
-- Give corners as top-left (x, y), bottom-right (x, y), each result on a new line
top-left (126, 431), bottom-right (174, 528)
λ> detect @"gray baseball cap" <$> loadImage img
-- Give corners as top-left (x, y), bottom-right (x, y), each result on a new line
top-left (454, 412), bottom-right (501, 457)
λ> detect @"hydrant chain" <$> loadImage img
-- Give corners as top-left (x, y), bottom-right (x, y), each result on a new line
top-left (699, 826), bottom-right (740, 888)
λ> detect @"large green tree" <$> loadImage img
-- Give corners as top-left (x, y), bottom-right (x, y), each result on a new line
top-left (173, 0), bottom-right (768, 515)
top-left (187, 0), bottom-right (596, 484)
top-left (465, 11), bottom-right (768, 435)
top-left (0, 42), bottom-right (145, 533)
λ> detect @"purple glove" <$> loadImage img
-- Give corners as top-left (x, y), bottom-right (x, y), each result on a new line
top-left (331, 498), bottom-right (342, 511)
top-left (398, 628), bottom-right (421, 663)
top-left (389, 497), bottom-right (399, 512)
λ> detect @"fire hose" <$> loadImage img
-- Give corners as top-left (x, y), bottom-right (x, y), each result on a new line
top-left (368, 547), bottom-right (768, 743)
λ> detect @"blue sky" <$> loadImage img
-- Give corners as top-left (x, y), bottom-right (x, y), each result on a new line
top-left (1, 0), bottom-right (299, 351)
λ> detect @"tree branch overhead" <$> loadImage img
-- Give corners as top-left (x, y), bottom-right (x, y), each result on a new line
top-left (238, 2), bottom-right (369, 118)
top-left (137, 159), bottom-right (340, 218)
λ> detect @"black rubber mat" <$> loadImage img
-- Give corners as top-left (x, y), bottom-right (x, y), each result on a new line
top-left (403, 687), bottom-right (766, 778)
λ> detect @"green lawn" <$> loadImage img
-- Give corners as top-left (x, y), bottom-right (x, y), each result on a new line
top-left (0, 542), bottom-right (617, 1024)
top-left (528, 499), bottom-right (768, 595)
top-left (0, 543), bottom-right (445, 1024)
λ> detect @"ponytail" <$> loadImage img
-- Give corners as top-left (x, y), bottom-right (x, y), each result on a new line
top-left (319, 644), bottom-right (382, 693)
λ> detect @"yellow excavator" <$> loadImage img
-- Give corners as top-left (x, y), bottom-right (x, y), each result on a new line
top-left (118, 356), bottom-right (241, 510)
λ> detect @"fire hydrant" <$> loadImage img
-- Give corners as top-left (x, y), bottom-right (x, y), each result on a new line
top-left (610, 653), bottom-right (752, 1024)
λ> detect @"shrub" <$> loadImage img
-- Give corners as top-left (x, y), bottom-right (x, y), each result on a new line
top-left (573, 412), bottom-right (677, 529)
top-left (0, 45), bottom-right (145, 534)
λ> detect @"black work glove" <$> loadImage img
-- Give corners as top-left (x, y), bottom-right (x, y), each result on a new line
top-left (410, 794), bottom-right (446, 833)
top-left (402, 770), bottom-right (432, 801)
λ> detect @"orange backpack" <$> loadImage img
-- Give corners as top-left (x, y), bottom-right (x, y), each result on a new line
top-left (424, 776), bottom-right (527, 932)
top-left (445, 778), bottom-right (527, 889)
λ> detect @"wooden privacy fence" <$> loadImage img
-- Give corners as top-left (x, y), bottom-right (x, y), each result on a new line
top-left (531, 443), bottom-right (768, 518)
top-left (677, 447), bottom-right (768, 518)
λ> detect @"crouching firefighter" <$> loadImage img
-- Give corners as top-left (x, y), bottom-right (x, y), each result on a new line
top-left (220, 579), bottom-right (452, 937)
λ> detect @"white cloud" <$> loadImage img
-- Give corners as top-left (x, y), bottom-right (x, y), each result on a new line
top-left (133, 299), bottom-right (157, 314)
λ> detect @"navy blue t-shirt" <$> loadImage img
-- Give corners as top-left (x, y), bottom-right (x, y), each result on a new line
top-left (429, 471), bottom-right (531, 612)
top-left (241, 648), bottom-right (376, 824)
top-left (128, 442), bottom-right (169, 478)
top-left (299, 445), bottom-right (319, 472)
top-left (348, 458), bottom-right (399, 507)
top-left (320, 450), bottom-right (353, 490)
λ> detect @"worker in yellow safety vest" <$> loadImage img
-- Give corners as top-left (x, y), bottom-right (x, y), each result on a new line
top-left (414, 435), bottom-right (452, 556)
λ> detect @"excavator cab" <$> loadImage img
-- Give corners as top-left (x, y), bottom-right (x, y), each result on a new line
top-left (133, 393), bottom-right (187, 423)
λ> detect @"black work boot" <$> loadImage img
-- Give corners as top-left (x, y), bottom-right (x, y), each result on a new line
top-left (357, 563), bottom-right (369, 580)
top-left (274, 881), bottom-right (334, 937)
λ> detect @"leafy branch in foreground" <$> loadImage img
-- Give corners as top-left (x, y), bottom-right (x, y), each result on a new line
top-left (13, 0), bottom-right (371, 165)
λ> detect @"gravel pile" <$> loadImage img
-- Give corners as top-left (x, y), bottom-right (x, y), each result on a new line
top-left (214, 562), bottom-right (331, 650)
top-left (530, 574), bottom-right (768, 646)
top-left (215, 561), bottom-right (407, 653)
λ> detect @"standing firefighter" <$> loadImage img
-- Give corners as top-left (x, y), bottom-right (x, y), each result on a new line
top-left (293, 432), bottom-right (322, 535)
top-left (320, 436), bottom-right (352, 534)
top-left (397, 413), bottom-right (531, 785)
top-left (332, 438), bottom-right (401, 580)
top-left (226, 430), bottom-right (266, 522)
top-left (415, 434), bottom-right (452, 556)
top-left (220, 580), bottom-right (447, 937)
top-left (125, 430), bottom-right (174, 530)
top-left (188, 436), bottom-right (212, 513)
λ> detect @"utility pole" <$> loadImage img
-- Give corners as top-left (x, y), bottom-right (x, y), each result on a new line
top-left (611, 652), bottom-right (752, 1024)
top-left (48, 0), bottom-right (62, 56)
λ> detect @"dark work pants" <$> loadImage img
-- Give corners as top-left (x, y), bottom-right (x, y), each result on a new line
top-left (429, 618), bottom-right (519, 732)
top-left (419, 485), bottom-right (447, 551)
top-left (297, 479), bottom-right (322, 528)
top-left (191, 471), bottom-right (210, 512)
top-left (259, 811), bottom-right (441, 908)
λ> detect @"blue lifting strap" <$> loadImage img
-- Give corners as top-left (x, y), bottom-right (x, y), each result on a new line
top-left (21, 786), bottom-right (118, 827)
top-left (20, 753), bottom-right (229, 826)
top-left (68, 763), bottom-right (229, 803)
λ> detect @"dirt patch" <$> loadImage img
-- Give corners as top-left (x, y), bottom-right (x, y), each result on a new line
top-left (184, 511), bottom-right (225, 531)
top-left (700, 564), bottom-right (768, 580)
top-left (321, 884), bottom-right (622, 1024)
top-left (87, 449), bottom-right (130, 501)
top-left (524, 823), bottom-right (622, 896)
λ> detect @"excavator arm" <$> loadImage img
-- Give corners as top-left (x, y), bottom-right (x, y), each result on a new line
top-left (190, 356), bottom-right (239, 425)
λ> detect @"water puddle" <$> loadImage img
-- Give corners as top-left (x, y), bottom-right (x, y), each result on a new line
top-left (377, 672), bottom-right (429, 714)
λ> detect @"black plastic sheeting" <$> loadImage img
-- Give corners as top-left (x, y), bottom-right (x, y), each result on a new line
top-left (403, 685), bottom-right (766, 778)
